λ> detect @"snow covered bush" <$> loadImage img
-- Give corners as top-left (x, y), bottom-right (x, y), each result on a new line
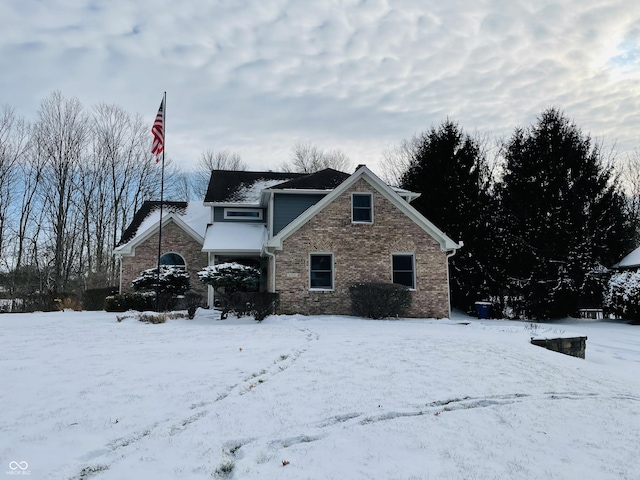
top-left (605, 270), bottom-right (640, 321)
top-left (349, 283), bottom-right (412, 319)
top-left (198, 262), bottom-right (260, 293)
top-left (132, 266), bottom-right (190, 296)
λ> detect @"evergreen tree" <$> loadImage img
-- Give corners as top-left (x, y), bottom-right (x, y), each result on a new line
top-left (496, 108), bottom-right (632, 319)
top-left (399, 120), bottom-right (494, 311)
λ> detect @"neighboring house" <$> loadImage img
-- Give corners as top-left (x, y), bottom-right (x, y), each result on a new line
top-left (114, 165), bottom-right (461, 318)
top-left (614, 246), bottom-right (640, 270)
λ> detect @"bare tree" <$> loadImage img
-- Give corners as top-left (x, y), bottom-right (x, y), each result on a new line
top-left (192, 149), bottom-right (246, 198)
top-left (379, 135), bottom-right (422, 186)
top-left (0, 105), bottom-right (29, 272)
top-left (91, 103), bottom-right (161, 286)
top-left (32, 91), bottom-right (89, 292)
top-left (279, 142), bottom-right (351, 174)
top-left (620, 150), bottom-right (640, 243)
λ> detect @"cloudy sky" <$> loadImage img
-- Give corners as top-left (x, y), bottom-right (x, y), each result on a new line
top-left (2, 0), bottom-right (639, 173)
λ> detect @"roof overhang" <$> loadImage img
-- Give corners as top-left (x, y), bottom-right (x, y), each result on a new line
top-left (202, 222), bottom-right (268, 254)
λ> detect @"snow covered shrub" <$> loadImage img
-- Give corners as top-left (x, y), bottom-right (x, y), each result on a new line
top-left (349, 283), bottom-right (412, 319)
top-left (132, 266), bottom-right (190, 296)
top-left (605, 270), bottom-right (640, 321)
top-left (198, 262), bottom-right (260, 293)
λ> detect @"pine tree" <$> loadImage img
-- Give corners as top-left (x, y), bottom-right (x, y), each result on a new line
top-left (496, 108), bottom-right (632, 318)
top-left (399, 120), bottom-right (494, 311)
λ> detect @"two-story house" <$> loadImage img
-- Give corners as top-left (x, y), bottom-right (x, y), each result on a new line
top-left (113, 165), bottom-right (461, 318)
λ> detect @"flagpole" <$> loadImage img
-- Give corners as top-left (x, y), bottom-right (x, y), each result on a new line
top-left (155, 91), bottom-right (166, 312)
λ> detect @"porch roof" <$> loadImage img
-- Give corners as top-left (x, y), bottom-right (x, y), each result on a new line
top-left (202, 222), bottom-right (268, 253)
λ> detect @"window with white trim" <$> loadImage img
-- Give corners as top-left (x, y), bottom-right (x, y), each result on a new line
top-left (310, 253), bottom-right (333, 290)
top-left (223, 208), bottom-right (263, 220)
top-left (352, 193), bottom-right (373, 223)
top-left (392, 254), bottom-right (415, 289)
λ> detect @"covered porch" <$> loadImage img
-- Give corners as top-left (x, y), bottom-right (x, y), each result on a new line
top-left (201, 222), bottom-right (269, 308)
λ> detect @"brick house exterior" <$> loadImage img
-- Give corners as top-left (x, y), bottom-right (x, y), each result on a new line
top-left (114, 166), bottom-right (460, 318)
top-left (114, 202), bottom-right (210, 296)
top-left (271, 178), bottom-right (450, 317)
top-left (119, 221), bottom-right (208, 296)
top-left (265, 169), bottom-right (459, 318)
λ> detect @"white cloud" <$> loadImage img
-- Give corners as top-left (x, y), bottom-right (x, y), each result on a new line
top-left (1, 0), bottom-right (639, 173)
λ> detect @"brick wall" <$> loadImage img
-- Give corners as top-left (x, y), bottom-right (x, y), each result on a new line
top-left (119, 221), bottom-right (208, 296)
top-left (273, 178), bottom-right (451, 318)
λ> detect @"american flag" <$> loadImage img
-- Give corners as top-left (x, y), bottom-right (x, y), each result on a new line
top-left (151, 98), bottom-right (164, 162)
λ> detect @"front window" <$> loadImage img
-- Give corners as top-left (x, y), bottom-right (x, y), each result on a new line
top-left (310, 253), bottom-right (333, 290)
top-left (352, 193), bottom-right (373, 223)
top-left (392, 254), bottom-right (415, 289)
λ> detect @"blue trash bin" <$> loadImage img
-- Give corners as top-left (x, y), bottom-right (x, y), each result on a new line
top-left (474, 301), bottom-right (492, 319)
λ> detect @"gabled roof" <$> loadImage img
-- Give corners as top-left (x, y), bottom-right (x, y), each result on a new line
top-left (117, 201), bottom-right (187, 246)
top-left (265, 166), bottom-right (461, 252)
top-left (114, 201), bottom-right (210, 256)
top-left (204, 170), bottom-right (305, 204)
top-left (267, 168), bottom-right (350, 190)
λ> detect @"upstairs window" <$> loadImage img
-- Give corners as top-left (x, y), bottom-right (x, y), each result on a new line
top-left (223, 208), bottom-right (263, 220)
top-left (392, 254), bottom-right (415, 289)
top-left (352, 193), bottom-right (373, 223)
top-left (310, 253), bottom-right (333, 290)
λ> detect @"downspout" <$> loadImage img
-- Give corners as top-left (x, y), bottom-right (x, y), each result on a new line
top-left (208, 252), bottom-right (215, 308)
top-left (264, 191), bottom-right (277, 294)
top-left (264, 247), bottom-right (277, 294)
top-left (445, 241), bottom-right (463, 319)
top-left (117, 255), bottom-right (123, 294)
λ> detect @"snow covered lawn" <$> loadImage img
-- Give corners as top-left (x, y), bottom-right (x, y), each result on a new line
top-left (1, 311), bottom-right (639, 480)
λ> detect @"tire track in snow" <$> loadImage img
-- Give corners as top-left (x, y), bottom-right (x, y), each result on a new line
top-left (222, 389), bottom-right (639, 467)
top-left (68, 325), bottom-right (320, 479)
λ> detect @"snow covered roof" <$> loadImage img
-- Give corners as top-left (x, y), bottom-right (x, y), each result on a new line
top-left (114, 201), bottom-right (210, 255)
top-left (616, 246), bottom-right (640, 269)
top-left (202, 222), bottom-right (268, 253)
top-left (204, 171), bottom-right (304, 204)
top-left (268, 169), bottom-right (349, 190)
